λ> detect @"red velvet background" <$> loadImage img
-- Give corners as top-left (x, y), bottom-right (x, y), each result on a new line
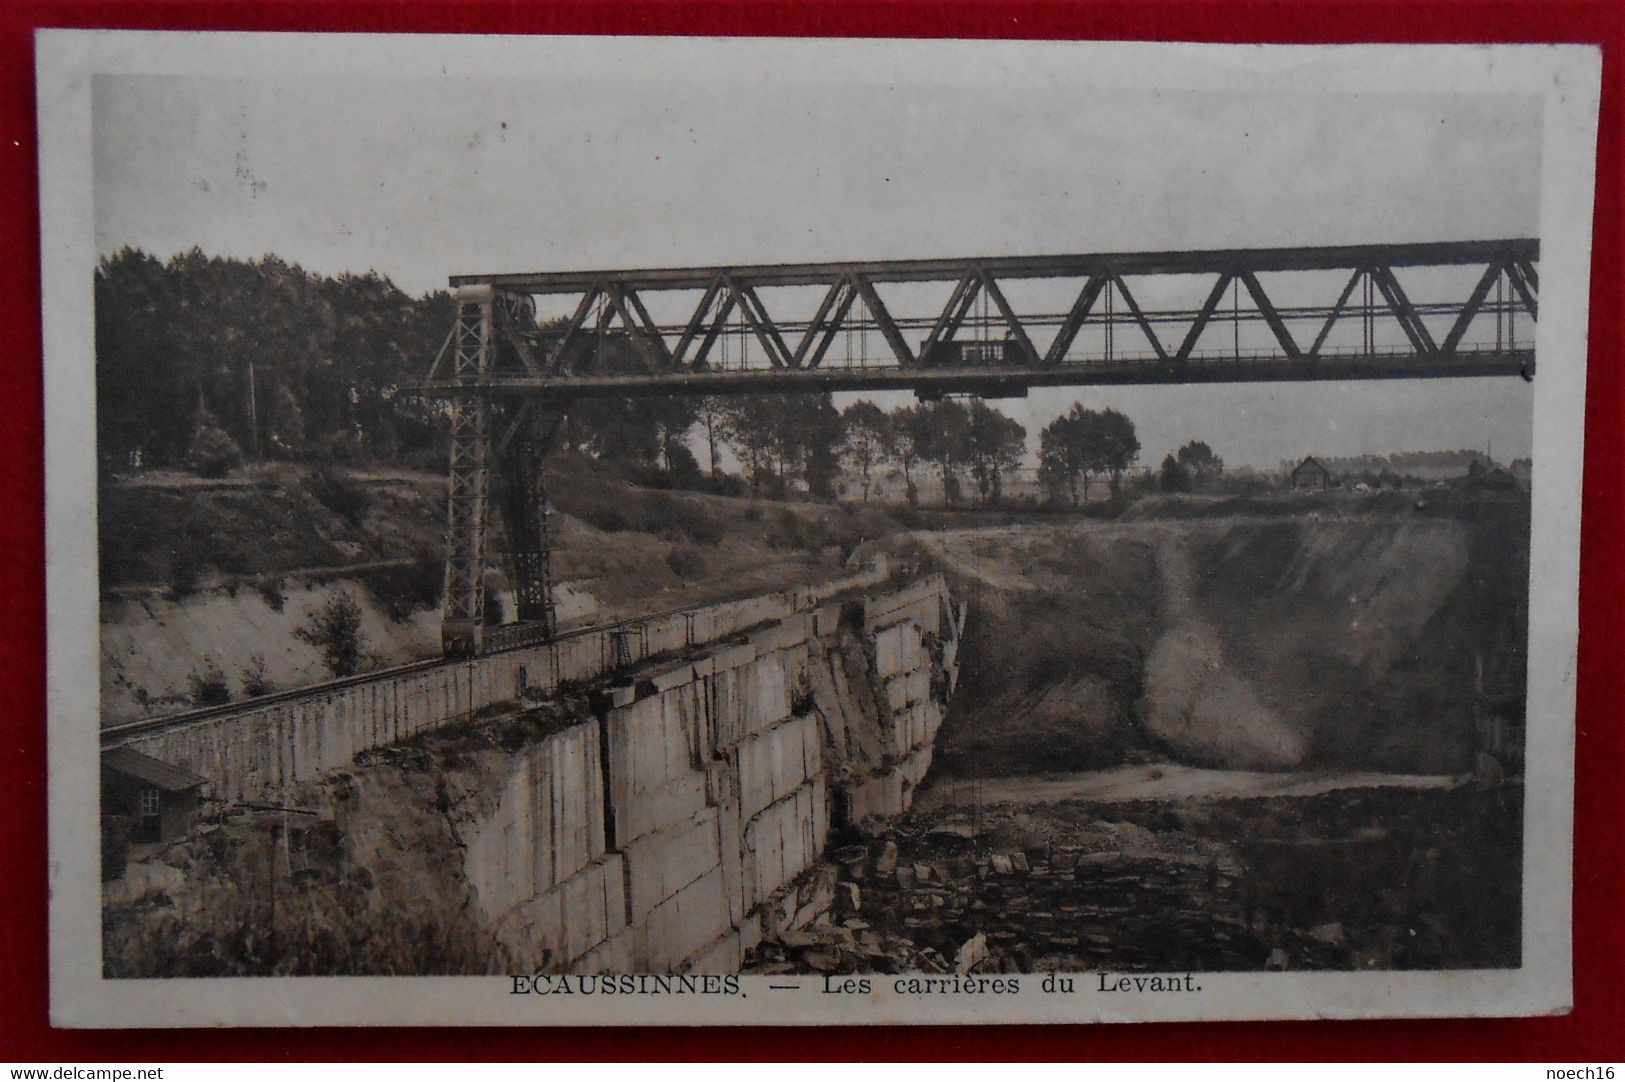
top-left (0, 0), bottom-right (1619, 1061)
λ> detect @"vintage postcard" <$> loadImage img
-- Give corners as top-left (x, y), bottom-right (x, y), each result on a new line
top-left (40, 31), bottom-right (1598, 1026)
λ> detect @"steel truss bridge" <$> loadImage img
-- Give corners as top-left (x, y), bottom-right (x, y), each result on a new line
top-left (422, 238), bottom-right (1538, 655)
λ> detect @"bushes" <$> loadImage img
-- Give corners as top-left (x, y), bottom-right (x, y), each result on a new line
top-left (576, 489), bottom-right (725, 545)
top-left (482, 583), bottom-right (507, 626)
top-left (355, 559), bottom-right (442, 622)
top-left (166, 543), bottom-right (203, 599)
top-left (254, 575), bottom-right (286, 612)
top-left (102, 816), bottom-right (131, 882)
top-left (186, 659), bottom-right (231, 706)
top-left (240, 654), bottom-right (275, 698)
top-left (586, 505), bottom-right (633, 533)
top-left (298, 591), bottom-right (366, 678)
top-left (665, 544), bottom-right (707, 580)
top-left (309, 465), bottom-right (370, 527)
top-left (654, 494), bottom-right (724, 545)
top-left (186, 418), bottom-right (242, 479)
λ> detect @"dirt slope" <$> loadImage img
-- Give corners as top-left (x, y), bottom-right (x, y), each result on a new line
top-left (98, 454), bottom-right (898, 720)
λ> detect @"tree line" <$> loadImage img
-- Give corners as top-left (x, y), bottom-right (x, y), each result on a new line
top-left (96, 247), bottom-right (453, 474)
top-left (96, 248), bottom-right (1170, 509)
top-left (828, 397), bottom-right (1026, 507)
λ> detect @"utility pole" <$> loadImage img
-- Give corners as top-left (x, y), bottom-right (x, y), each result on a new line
top-left (246, 357), bottom-right (261, 464)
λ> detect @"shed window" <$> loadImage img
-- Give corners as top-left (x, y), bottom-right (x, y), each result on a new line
top-left (139, 788), bottom-right (160, 816)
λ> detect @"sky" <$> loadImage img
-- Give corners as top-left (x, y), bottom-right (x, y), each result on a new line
top-left (91, 44), bottom-right (1543, 469)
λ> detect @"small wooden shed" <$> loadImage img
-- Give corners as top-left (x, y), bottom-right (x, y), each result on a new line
top-left (1291, 456), bottom-right (1332, 491)
top-left (102, 746), bottom-right (207, 844)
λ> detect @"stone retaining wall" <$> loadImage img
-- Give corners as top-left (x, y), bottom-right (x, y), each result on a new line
top-left (107, 560), bottom-right (893, 804)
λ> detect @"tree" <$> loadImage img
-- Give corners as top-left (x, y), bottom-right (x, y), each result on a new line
top-left (889, 405), bottom-right (929, 506)
top-left (299, 590), bottom-right (367, 678)
top-left (799, 394), bottom-right (844, 499)
top-left (916, 399), bottom-right (973, 508)
top-left (1039, 413), bottom-right (1085, 506)
top-left (186, 405), bottom-right (243, 478)
top-left (1037, 404), bottom-right (1140, 505)
top-left (1037, 429), bottom-right (1073, 507)
top-left (1176, 440), bottom-right (1224, 486)
top-left (720, 396), bottom-right (786, 494)
top-left (965, 401), bottom-right (1026, 506)
top-left (1089, 408), bottom-right (1141, 497)
top-left (696, 397), bottom-right (726, 476)
top-left (1159, 453), bottom-right (1191, 492)
top-left (718, 394), bottom-right (841, 497)
top-left (662, 439), bottom-right (704, 484)
top-left (839, 400), bottom-right (893, 502)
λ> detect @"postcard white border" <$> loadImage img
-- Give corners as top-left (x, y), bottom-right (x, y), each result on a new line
top-left (40, 30), bottom-right (1599, 1027)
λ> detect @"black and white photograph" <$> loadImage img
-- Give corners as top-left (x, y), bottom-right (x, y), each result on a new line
top-left (40, 32), bottom-right (1598, 1026)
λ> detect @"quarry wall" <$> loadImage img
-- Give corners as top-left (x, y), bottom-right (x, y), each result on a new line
top-left (463, 572), bottom-right (962, 974)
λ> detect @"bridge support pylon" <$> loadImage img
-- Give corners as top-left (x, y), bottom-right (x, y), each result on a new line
top-left (496, 415), bottom-right (558, 637)
top-left (441, 285), bottom-right (495, 657)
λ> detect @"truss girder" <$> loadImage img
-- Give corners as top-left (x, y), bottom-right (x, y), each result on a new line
top-left (451, 240), bottom-right (1538, 397)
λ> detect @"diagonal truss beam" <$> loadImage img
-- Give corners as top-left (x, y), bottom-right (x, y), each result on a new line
top-left (1506, 260), bottom-right (1539, 319)
top-left (1440, 261), bottom-right (1507, 355)
top-left (615, 284), bottom-right (674, 367)
top-left (852, 275), bottom-right (917, 366)
top-left (791, 278), bottom-right (848, 367)
top-left (690, 286), bottom-right (743, 368)
top-left (802, 277), bottom-right (862, 369)
top-left (1371, 265), bottom-right (1439, 357)
top-left (733, 281), bottom-right (795, 368)
top-left (672, 279), bottom-right (724, 368)
top-left (1108, 274), bottom-right (1170, 364)
top-left (1043, 274), bottom-right (1106, 365)
top-left (1238, 270), bottom-right (1302, 361)
top-left (921, 275), bottom-right (983, 363)
top-left (545, 287), bottom-right (601, 374)
top-left (1175, 273), bottom-right (1235, 362)
top-left (976, 269), bottom-right (1039, 366)
top-left (1308, 267), bottom-right (1367, 359)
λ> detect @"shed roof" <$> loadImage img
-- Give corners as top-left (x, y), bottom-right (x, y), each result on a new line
top-left (1292, 456), bottom-right (1329, 474)
top-left (102, 746), bottom-right (208, 792)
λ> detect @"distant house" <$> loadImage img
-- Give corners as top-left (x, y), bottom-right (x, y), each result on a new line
top-left (1291, 456), bottom-right (1332, 491)
top-left (102, 746), bottom-right (207, 844)
top-left (1462, 458), bottom-right (1523, 492)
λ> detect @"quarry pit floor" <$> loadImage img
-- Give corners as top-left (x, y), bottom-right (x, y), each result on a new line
top-left (914, 764), bottom-right (1461, 810)
top-left (751, 772), bottom-right (1522, 976)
